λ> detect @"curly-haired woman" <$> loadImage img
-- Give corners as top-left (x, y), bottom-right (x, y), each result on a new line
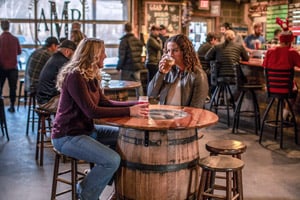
top-left (147, 34), bottom-right (209, 108)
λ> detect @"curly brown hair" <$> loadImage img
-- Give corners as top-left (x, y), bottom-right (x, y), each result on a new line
top-left (164, 34), bottom-right (201, 71)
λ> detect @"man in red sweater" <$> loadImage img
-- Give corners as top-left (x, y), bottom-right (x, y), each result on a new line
top-left (0, 20), bottom-right (22, 112)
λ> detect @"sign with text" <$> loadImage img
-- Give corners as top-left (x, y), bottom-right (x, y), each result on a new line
top-left (145, 2), bottom-right (181, 35)
top-left (199, 0), bottom-right (210, 10)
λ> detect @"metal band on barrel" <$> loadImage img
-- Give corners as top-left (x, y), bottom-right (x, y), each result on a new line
top-left (121, 158), bottom-right (199, 172)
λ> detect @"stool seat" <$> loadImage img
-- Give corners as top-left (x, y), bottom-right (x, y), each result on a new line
top-left (199, 155), bottom-right (244, 172)
top-left (197, 156), bottom-right (244, 200)
top-left (206, 140), bottom-right (247, 159)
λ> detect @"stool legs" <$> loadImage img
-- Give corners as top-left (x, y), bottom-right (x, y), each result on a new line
top-left (209, 82), bottom-right (235, 127)
top-left (51, 151), bottom-right (86, 200)
top-left (259, 97), bottom-right (297, 148)
top-left (198, 169), bottom-right (243, 200)
top-left (26, 94), bottom-right (36, 135)
top-left (0, 98), bottom-right (9, 141)
top-left (35, 110), bottom-right (52, 166)
top-left (232, 89), bottom-right (260, 135)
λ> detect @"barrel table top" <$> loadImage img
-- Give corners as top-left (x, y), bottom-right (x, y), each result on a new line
top-left (95, 104), bottom-right (219, 131)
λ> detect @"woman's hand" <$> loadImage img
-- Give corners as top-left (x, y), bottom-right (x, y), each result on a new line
top-left (129, 103), bottom-right (149, 118)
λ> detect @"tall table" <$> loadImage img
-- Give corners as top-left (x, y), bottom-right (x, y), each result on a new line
top-left (95, 105), bottom-right (218, 200)
top-left (102, 80), bottom-right (141, 101)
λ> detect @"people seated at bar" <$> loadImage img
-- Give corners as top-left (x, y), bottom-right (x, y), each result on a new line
top-left (243, 22), bottom-right (266, 53)
top-left (24, 36), bottom-right (59, 96)
top-left (145, 25), bottom-right (163, 84)
top-left (36, 40), bottom-right (76, 113)
top-left (262, 17), bottom-right (300, 120)
top-left (51, 38), bottom-right (148, 200)
top-left (205, 30), bottom-right (249, 100)
top-left (147, 34), bottom-right (208, 108)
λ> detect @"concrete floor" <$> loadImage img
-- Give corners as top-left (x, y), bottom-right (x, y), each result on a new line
top-left (1, 101), bottom-right (300, 200)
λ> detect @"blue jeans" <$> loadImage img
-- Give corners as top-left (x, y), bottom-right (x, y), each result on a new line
top-left (51, 125), bottom-right (120, 200)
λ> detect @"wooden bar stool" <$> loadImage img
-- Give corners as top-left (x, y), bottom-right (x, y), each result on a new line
top-left (0, 97), bottom-right (9, 141)
top-left (51, 148), bottom-right (86, 200)
top-left (35, 107), bottom-right (53, 166)
top-left (197, 156), bottom-right (244, 200)
top-left (205, 140), bottom-right (247, 159)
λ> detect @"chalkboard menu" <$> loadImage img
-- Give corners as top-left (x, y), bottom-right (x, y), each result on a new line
top-left (145, 2), bottom-right (181, 35)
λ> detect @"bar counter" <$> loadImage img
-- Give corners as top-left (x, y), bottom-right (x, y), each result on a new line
top-left (240, 58), bottom-right (300, 144)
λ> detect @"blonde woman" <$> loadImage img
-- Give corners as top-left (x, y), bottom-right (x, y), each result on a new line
top-left (51, 38), bottom-right (148, 200)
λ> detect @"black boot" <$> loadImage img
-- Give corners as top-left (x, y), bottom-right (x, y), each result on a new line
top-left (8, 104), bottom-right (15, 113)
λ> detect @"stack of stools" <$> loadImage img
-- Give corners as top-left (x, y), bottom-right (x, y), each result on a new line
top-left (25, 92), bottom-right (37, 135)
top-left (0, 97), bottom-right (9, 141)
top-left (35, 107), bottom-right (54, 166)
top-left (232, 64), bottom-right (263, 135)
top-left (259, 68), bottom-right (298, 149)
top-left (51, 148), bottom-right (86, 200)
top-left (197, 140), bottom-right (247, 200)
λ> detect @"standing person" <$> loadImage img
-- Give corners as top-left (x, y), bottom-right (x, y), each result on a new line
top-left (36, 40), bottom-right (76, 112)
top-left (51, 38), bottom-right (148, 200)
top-left (263, 17), bottom-right (300, 120)
top-left (145, 25), bottom-right (163, 84)
top-left (220, 22), bottom-right (243, 45)
top-left (244, 22), bottom-right (266, 52)
top-left (159, 24), bottom-right (169, 49)
top-left (147, 34), bottom-right (208, 108)
top-left (116, 22), bottom-right (144, 97)
top-left (70, 29), bottom-right (85, 46)
top-left (24, 36), bottom-right (59, 97)
top-left (0, 20), bottom-right (22, 113)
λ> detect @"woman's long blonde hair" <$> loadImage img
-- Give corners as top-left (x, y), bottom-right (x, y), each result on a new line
top-left (56, 38), bottom-right (104, 90)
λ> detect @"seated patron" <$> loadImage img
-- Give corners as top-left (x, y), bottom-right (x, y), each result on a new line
top-left (205, 30), bottom-right (249, 98)
top-left (25, 37), bottom-right (59, 95)
top-left (36, 40), bottom-right (77, 113)
top-left (51, 38), bottom-right (148, 200)
top-left (147, 34), bottom-right (208, 108)
top-left (262, 17), bottom-right (300, 120)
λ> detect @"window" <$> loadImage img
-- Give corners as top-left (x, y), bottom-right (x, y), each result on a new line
top-left (0, 0), bottom-right (130, 69)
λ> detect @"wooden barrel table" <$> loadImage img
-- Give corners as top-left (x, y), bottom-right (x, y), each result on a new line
top-left (95, 105), bottom-right (219, 200)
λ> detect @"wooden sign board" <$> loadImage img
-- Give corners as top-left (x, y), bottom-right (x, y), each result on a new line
top-left (145, 2), bottom-right (181, 35)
